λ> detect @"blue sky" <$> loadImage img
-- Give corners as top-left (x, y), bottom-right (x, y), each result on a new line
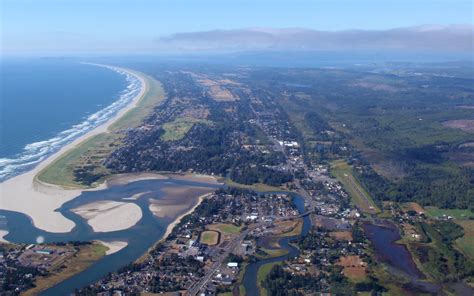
top-left (1, 0), bottom-right (473, 54)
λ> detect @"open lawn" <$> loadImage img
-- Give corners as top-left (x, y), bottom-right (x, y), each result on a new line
top-left (109, 74), bottom-right (165, 131)
top-left (223, 178), bottom-right (287, 192)
top-left (257, 262), bottom-right (281, 296)
top-left (161, 117), bottom-right (211, 141)
top-left (208, 223), bottom-right (242, 234)
top-left (22, 242), bottom-right (107, 296)
top-left (331, 160), bottom-right (380, 214)
top-left (401, 202), bottom-right (425, 214)
top-left (425, 207), bottom-right (474, 220)
top-left (276, 219), bottom-right (303, 237)
top-left (330, 231), bottom-right (353, 241)
top-left (455, 220), bottom-right (474, 259)
top-left (337, 255), bottom-right (367, 282)
top-left (256, 247), bottom-right (288, 259)
top-left (199, 230), bottom-right (220, 246)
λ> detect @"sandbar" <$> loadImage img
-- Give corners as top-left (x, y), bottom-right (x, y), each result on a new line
top-left (72, 201), bottom-right (142, 232)
top-left (0, 230), bottom-right (9, 243)
top-left (148, 185), bottom-right (218, 242)
top-left (97, 240), bottom-right (128, 255)
top-left (0, 65), bottom-right (147, 233)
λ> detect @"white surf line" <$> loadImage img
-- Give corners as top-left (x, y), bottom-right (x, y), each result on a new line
top-left (0, 63), bottom-right (143, 181)
top-left (0, 65), bottom-right (148, 233)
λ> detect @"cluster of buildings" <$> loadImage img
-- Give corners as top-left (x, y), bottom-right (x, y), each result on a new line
top-left (81, 189), bottom-right (303, 295)
top-left (0, 243), bottom-right (78, 295)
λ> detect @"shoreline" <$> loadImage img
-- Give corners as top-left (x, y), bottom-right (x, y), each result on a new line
top-left (162, 192), bottom-right (213, 240)
top-left (137, 192), bottom-right (214, 264)
top-left (0, 65), bottom-right (148, 233)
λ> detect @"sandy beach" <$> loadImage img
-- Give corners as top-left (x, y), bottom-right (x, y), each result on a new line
top-left (0, 65), bottom-right (148, 233)
top-left (97, 240), bottom-right (129, 255)
top-left (0, 230), bottom-right (9, 243)
top-left (161, 192), bottom-right (212, 239)
top-left (72, 201), bottom-right (142, 232)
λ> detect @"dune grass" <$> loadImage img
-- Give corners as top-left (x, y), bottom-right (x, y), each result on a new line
top-left (36, 72), bottom-right (164, 188)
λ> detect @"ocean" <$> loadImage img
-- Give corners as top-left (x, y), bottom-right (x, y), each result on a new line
top-left (0, 58), bottom-right (142, 181)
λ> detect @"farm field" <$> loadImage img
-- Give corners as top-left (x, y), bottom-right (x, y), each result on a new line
top-left (425, 207), bottom-right (474, 219)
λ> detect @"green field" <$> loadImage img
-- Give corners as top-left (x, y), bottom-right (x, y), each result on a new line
top-left (257, 262), bottom-right (281, 296)
top-left (37, 133), bottom-right (117, 188)
top-left (425, 207), bottom-right (474, 219)
top-left (456, 235), bottom-right (474, 260)
top-left (109, 73), bottom-right (165, 131)
top-left (256, 247), bottom-right (288, 259)
top-left (161, 117), bottom-right (211, 141)
top-left (208, 223), bottom-right (242, 234)
top-left (22, 242), bottom-right (107, 296)
top-left (331, 160), bottom-right (380, 214)
top-left (199, 230), bottom-right (220, 245)
top-left (36, 72), bottom-right (165, 188)
top-left (455, 220), bottom-right (474, 259)
top-left (223, 178), bottom-right (287, 192)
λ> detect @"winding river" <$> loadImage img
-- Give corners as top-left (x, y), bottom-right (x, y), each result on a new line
top-left (0, 176), bottom-right (222, 295)
top-left (242, 194), bottom-right (311, 296)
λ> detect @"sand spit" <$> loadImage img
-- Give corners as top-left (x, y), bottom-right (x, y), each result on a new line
top-left (106, 173), bottom-right (169, 187)
top-left (0, 230), bottom-right (9, 243)
top-left (72, 201), bottom-right (142, 232)
top-left (97, 240), bottom-right (128, 255)
top-left (149, 186), bottom-right (216, 219)
top-left (168, 173), bottom-right (222, 185)
top-left (161, 192), bottom-right (214, 241)
top-left (123, 191), bottom-right (152, 201)
top-left (0, 66), bottom-right (147, 233)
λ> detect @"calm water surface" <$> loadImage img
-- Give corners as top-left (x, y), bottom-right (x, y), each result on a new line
top-left (0, 177), bottom-right (222, 295)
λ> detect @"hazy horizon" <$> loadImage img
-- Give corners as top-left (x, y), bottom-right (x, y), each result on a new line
top-left (1, 0), bottom-right (473, 56)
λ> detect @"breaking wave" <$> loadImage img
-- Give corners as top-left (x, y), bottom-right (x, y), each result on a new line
top-left (0, 65), bottom-right (143, 182)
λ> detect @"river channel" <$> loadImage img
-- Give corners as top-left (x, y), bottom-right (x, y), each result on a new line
top-left (0, 176), bottom-right (222, 295)
top-left (242, 194), bottom-right (311, 296)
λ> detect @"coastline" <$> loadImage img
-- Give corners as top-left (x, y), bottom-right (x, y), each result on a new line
top-left (162, 192), bottom-right (213, 240)
top-left (136, 192), bottom-right (214, 264)
top-left (0, 65), bottom-right (148, 233)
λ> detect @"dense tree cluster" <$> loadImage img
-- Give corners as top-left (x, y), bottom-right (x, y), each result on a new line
top-left (263, 265), bottom-right (322, 296)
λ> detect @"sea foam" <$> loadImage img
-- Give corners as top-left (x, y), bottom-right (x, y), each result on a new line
top-left (0, 65), bottom-right (143, 182)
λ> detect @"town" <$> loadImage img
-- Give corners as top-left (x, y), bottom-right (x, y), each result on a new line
top-left (2, 64), bottom-right (473, 296)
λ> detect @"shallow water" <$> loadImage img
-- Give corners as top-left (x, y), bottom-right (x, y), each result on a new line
top-left (0, 177), bottom-right (222, 295)
top-left (363, 221), bottom-right (442, 294)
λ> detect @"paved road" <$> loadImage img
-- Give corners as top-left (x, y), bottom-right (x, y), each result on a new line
top-left (187, 223), bottom-right (264, 295)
